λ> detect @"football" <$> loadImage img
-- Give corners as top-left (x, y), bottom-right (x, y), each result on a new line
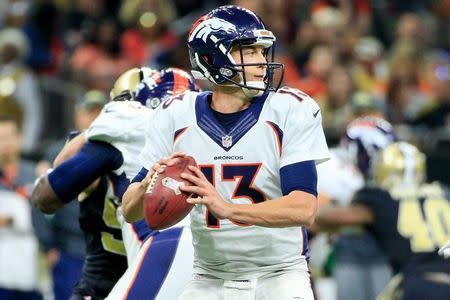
top-left (143, 155), bottom-right (197, 230)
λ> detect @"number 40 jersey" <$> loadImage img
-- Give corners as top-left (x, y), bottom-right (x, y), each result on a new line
top-left (139, 88), bottom-right (329, 280)
top-left (353, 182), bottom-right (450, 275)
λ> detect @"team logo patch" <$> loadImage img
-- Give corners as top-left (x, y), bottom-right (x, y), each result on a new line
top-left (222, 135), bottom-right (233, 148)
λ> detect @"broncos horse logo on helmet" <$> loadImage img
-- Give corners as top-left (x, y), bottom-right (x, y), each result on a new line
top-left (187, 5), bottom-right (284, 97)
top-left (189, 17), bottom-right (237, 43)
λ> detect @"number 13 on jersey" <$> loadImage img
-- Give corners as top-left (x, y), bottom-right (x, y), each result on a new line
top-left (199, 163), bottom-right (267, 228)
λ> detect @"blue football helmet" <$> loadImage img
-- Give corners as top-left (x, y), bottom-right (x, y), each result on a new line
top-left (187, 5), bottom-right (284, 96)
top-left (134, 68), bottom-right (198, 109)
top-left (340, 116), bottom-right (397, 176)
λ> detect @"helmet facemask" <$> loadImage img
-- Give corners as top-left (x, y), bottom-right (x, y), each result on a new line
top-left (223, 39), bottom-right (284, 98)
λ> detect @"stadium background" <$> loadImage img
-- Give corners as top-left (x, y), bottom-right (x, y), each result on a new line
top-left (0, 0), bottom-right (449, 299)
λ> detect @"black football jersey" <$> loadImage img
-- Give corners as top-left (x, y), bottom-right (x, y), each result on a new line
top-left (353, 182), bottom-right (450, 275)
top-left (74, 176), bottom-right (127, 298)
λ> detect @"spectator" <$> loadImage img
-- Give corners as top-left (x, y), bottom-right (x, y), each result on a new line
top-left (410, 56), bottom-right (450, 129)
top-left (23, 2), bottom-right (64, 75)
top-left (321, 65), bottom-right (354, 136)
top-left (119, 0), bottom-right (178, 68)
top-left (0, 116), bottom-right (42, 300)
top-left (0, 27), bottom-right (44, 155)
top-left (292, 45), bottom-right (336, 101)
top-left (71, 16), bottom-right (135, 91)
top-left (62, 0), bottom-right (106, 53)
top-left (386, 42), bottom-right (430, 124)
top-left (351, 36), bottom-right (388, 97)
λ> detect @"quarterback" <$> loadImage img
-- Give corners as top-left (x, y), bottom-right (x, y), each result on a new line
top-left (123, 5), bottom-right (329, 300)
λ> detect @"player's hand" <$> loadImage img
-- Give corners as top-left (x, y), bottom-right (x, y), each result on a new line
top-left (46, 248), bottom-right (61, 267)
top-left (438, 241), bottom-right (450, 259)
top-left (143, 152), bottom-right (186, 186)
top-left (180, 165), bottom-right (233, 220)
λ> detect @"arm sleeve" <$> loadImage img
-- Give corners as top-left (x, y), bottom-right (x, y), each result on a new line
top-left (131, 167), bottom-right (149, 183)
top-left (280, 95), bottom-right (329, 168)
top-left (280, 160), bottom-right (318, 196)
top-left (47, 141), bottom-right (123, 202)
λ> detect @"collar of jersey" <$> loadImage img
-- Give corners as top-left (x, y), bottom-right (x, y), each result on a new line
top-left (195, 91), bottom-right (268, 151)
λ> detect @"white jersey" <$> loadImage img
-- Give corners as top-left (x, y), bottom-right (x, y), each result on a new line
top-left (140, 88), bottom-right (329, 279)
top-left (317, 147), bottom-right (364, 206)
top-left (85, 100), bottom-right (154, 264)
top-left (0, 191), bottom-right (39, 291)
top-left (86, 101), bottom-right (152, 180)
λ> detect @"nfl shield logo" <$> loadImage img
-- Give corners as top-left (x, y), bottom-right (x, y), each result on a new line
top-left (222, 135), bottom-right (233, 148)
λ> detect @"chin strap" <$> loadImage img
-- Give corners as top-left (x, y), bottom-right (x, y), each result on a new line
top-left (241, 81), bottom-right (265, 98)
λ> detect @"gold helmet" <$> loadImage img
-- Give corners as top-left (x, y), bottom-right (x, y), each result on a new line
top-left (371, 142), bottom-right (426, 189)
top-left (109, 67), bottom-right (157, 102)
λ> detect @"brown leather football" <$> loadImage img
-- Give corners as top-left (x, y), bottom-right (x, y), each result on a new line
top-left (144, 155), bottom-right (197, 230)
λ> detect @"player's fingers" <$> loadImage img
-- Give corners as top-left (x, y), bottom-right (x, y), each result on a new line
top-left (180, 185), bottom-right (206, 197)
top-left (164, 152), bottom-right (186, 167)
top-left (152, 162), bottom-right (166, 173)
top-left (170, 152), bottom-right (186, 158)
top-left (186, 196), bottom-right (204, 204)
top-left (180, 172), bottom-right (204, 187)
top-left (188, 165), bottom-right (209, 182)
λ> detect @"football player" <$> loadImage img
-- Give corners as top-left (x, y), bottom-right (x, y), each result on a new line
top-left (31, 67), bottom-right (197, 299)
top-left (315, 142), bottom-right (450, 300)
top-left (123, 5), bottom-right (329, 300)
top-left (314, 116), bottom-right (395, 300)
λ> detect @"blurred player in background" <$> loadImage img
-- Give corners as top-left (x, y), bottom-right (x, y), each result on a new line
top-left (123, 5), bottom-right (329, 300)
top-left (316, 142), bottom-right (450, 299)
top-left (312, 108), bottom-right (395, 300)
top-left (32, 90), bottom-right (112, 300)
top-left (31, 67), bottom-right (198, 299)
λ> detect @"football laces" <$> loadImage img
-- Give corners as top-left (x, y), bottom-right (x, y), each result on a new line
top-left (146, 172), bottom-right (159, 194)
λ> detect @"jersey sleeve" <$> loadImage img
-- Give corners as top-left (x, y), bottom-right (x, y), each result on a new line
top-left (280, 93), bottom-right (329, 168)
top-left (139, 105), bottom-right (174, 168)
top-left (85, 101), bottom-right (146, 143)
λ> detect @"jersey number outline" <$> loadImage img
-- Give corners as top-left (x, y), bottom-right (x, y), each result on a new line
top-left (200, 163), bottom-right (266, 228)
top-left (101, 196), bottom-right (127, 255)
top-left (278, 86), bottom-right (308, 102)
top-left (397, 196), bottom-right (450, 252)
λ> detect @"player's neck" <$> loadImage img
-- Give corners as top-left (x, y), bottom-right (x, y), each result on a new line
top-left (211, 86), bottom-right (251, 113)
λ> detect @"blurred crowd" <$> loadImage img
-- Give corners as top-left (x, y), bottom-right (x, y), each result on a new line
top-left (0, 0), bottom-right (449, 154)
top-left (0, 0), bottom-right (449, 299)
